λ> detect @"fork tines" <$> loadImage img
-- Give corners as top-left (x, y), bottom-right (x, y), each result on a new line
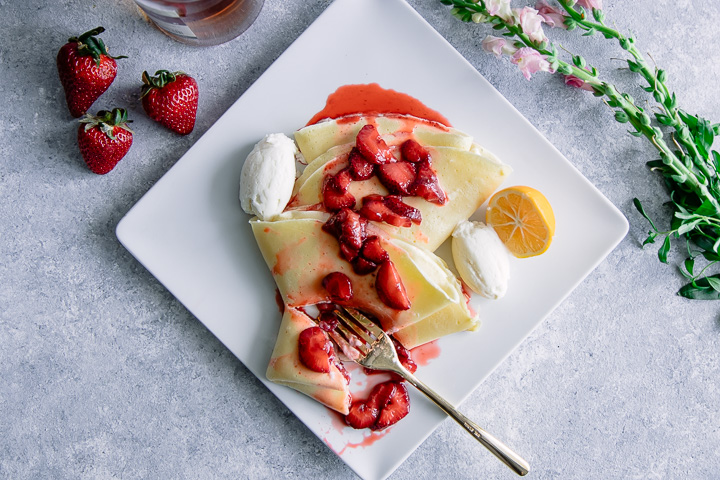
top-left (333, 307), bottom-right (383, 354)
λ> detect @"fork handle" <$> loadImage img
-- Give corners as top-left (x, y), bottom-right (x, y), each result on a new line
top-left (398, 369), bottom-right (529, 476)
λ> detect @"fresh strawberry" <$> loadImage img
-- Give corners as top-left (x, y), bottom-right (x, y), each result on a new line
top-left (322, 272), bottom-right (354, 302)
top-left (400, 139), bottom-right (430, 163)
top-left (356, 124), bottom-right (394, 164)
top-left (359, 195), bottom-right (411, 228)
top-left (360, 236), bottom-right (389, 265)
top-left (322, 175), bottom-right (356, 212)
top-left (345, 381), bottom-right (410, 430)
top-left (384, 196), bottom-right (422, 225)
top-left (57, 27), bottom-right (126, 118)
top-left (411, 160), bottom-right (447, 205)
top-left (77, 108), bottom-right (133, 174)
top-left (141, 70), bottom-right (199, 135)
top-left (376, 260), bottom-right (411, 310)
top-left (298, 326), bottom-right (334, 373)
top-left (374, 381), bottom-right (410, 430)
top-left (377, 161), bottom-right (417, 195)
top-left (348, 147), bottom-right (375, 180)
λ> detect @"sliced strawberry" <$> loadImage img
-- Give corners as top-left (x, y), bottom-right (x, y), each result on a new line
top-left (410, 160), bottom-right (446, 205)
top-left (356, 124), bottom-right (394, 164)
top-left (374, 381), bottom-right (410, 430)
top-left (322, 175), bottom-right (355, 211)
top-left (339, 243), bottom-right (359, 262)
top-left (298, 326), bottom-right (334, 373)
top-left (322, 272), bottom-right (354, 302)
top-left (359, 195), bottom-right (412, 228)
top-left (351, 256), bottom-right (378, 275)
top-left (348, 147), bottom-right (375, 180)
top-left (345, 398), bottom-right (380, 430)
top-left (400, 139), bottom-right (430, 163)
top-left (375, 260), bottom-right (411, 310)
top-left (317, 311), bottom-right (338, 331)
top-left (360, 236), bottom-right (389, 264)
top-left (377, 161), bottom-right (416, 195)
top-left (384, 196), bottom-right (422, 225)
top-left (340, 209), bottom-right (367, 250)
top-left (329, 167), bottom-right (353, 193)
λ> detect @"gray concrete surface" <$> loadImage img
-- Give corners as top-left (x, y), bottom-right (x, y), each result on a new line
top-left (1, 0), bottom-right (719, 478)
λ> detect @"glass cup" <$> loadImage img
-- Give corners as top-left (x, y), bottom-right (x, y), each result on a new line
top-left (133, 0), bottom-right (264, 46)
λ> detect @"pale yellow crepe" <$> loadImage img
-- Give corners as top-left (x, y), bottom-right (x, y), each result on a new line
top-left (266, 306), bottom-right (351, 414)
top-left (251, 211), bottom-right (477, 348)
top-left (289, 145), bottom-right (512, 251)
top-left (295, 114), bottom-right (473, 165)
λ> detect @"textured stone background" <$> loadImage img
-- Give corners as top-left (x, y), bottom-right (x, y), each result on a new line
top-left (1, 0), bottom-right (719, 479)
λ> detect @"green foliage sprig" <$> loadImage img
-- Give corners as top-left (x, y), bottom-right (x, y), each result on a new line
top-left (440, 0), bottom-right (720, 299)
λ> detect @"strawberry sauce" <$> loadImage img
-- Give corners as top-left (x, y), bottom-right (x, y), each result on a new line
top-left (306, 83), bottom-right (452, 127)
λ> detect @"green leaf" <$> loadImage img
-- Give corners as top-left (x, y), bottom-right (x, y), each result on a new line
top-left (695, 199), bottom-right (720, 217)
top-left (573, 55), bottom-right (586, 68)
top-left (629, 130), bottom-right (643, 137)
top-left (658, 235), bottom-right (671, 263)
top-left (583, 27), bottom-right (596, 36)
top-left (678, 276), bottom-right (720, 300)
top-left (684, 257), bottom-right (695, 276)
top-left (642, 231), bottom-right (658, 246)
top-left (677, 219), bottom-right (701, 236)
top-left (633, 198), bottom-right (659, 231)
top-left (708, 276), bottom-right (720, 292)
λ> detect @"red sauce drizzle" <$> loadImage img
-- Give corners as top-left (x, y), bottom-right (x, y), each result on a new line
top-left (307, 83), bottom-right (451, 127)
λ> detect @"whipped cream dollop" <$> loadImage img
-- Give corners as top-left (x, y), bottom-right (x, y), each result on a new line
top-left (239, 133), bottom-right (298, 220)
top-left (451, 220), bottom-right (510, 300)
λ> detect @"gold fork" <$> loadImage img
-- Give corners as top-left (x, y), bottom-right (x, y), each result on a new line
top-left (332, 307), bottom-right (530, 476)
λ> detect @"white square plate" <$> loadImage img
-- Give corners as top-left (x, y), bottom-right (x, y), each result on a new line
top-left (117, 0), bottom-right (629, 478)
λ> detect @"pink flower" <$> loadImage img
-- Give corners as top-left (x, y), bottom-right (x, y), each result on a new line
top-left (511, 48), bottom-right (553, 80)
top-left (516, 7), bottom-right (547, 44)
top-left (484, 0), bottom-right (514, 22)
top-left (535, 0), bottom-right (567, 29)
top-left (576, 0), bottom-right (602, 10)
top-left (481, 35), bottom-right (518, 58)
top-left (564, 75), bottom-right (595, 91)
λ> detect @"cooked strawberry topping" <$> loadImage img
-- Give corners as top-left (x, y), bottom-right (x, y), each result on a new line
top-left (348, 147), bottom-right (375, 180)
top-left (375, 260), bottom-right (411, 310)
top-left (298, 326), bottom-right (335, 373)
top-left (322, 272), bottom-right (354, 302)
top-left (323, 208), bottom-right (368, 254)
top-left (359, 195), bottom-right (420, 228)
top-left (377, 161), bottom-right (416, 195)
top-left (322, 174), bottom-right (356, 211)
top-left (374, 381), bottom-right (410, 430)
top-left (351, 256), bottom-right (378, 276)
top-left (410, 160), bottom-right (446, 205)
top-left (317, 311), bottom-right (338, 331)
top-left (356, 124), bottom-right (394, 164)
top-left (400, 138), bottom-right (431, 163)
top-left (360, 236), bottom-right (389, 265)
top-left (345, 381), bottom-right (410, 430)
top-left (384, 196), bottom-right (422, 225)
